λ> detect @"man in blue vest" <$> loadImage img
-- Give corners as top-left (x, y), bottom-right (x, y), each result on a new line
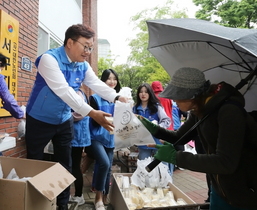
top-left (25, 24), bottom-right (127, 210)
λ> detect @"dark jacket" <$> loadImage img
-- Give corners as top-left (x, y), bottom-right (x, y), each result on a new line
top-left (153, 82), bottom-right (257, 208)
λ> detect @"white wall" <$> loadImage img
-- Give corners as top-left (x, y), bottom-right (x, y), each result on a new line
top-left (38, 0), bottom-right (82, 42)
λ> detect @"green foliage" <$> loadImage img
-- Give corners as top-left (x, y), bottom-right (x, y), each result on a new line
top-left (97, 0), bottom-right (188, 98)
top-left (98, 0), bottom-right (257, 102)
top-left (147, 67), bottom-right (171, 86)
top-left (113, 64), bottom-right (149, 101)
top-left (193, 0), bottom-right (257, 28)
top-left (97, 57), bottom-right (114, 77)
top-left (127, 0), bottom-right (187, 86)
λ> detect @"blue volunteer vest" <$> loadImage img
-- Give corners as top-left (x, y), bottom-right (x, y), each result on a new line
top-left (90, 94), bottom-right (115, 148)
top-left (26, 46), bottom-right (89, 124)
top-left (133, 104), bottom-right (161, 149)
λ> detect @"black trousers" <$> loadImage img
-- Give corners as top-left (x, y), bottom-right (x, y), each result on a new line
top-left (71, 147), bottom-right (84, 196)
top-left (25, 114), bottom-right (73, 206)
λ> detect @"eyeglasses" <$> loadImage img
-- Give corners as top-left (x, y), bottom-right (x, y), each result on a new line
top-left (72, 39), bottom-right (94, 53)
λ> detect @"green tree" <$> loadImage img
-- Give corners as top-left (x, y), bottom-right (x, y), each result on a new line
top-left (128, 0), bottom-right (188, 85)
top-left (97, 57), bottom-right (115, 77)
top-left (114, 64), bottom-right (148, 101)
top-left (97, 59), bottom-right (147, 100)
top-left (193, 0), bottom-right (257, 28)
top-left (97, 0), bottom-right (188, 94)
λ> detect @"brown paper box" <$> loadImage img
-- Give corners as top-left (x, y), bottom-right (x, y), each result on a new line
top-left (0, 156), bottom-right (75, 210)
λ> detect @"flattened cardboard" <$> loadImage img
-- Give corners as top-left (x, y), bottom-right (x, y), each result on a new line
top-left (28, 162), bottom-right (75, 200)
top-left (110, 173), bottom-right (197, 210)
top-left (0, 156), bottom-right (55, 177)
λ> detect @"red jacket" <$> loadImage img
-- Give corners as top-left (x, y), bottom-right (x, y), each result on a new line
top-left (151, 81), bottom-right (174, 130)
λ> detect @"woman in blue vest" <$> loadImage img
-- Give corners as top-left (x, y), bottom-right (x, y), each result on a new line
top-left (87, 69), bottom-right (121, 210)
top-left (133, 83), bottom-right (171, 160)
top-left (69, 85), bottom-right (90, 206)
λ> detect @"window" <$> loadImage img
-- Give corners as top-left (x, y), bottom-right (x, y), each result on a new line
top-left (75, 0), bottom-right (82, 9)
top-left (50, 37), bottom-right (61, 49)
top-left (37, 27), bottom-right (48, 56)
top-left (37, 26), bottom-right (62, 56)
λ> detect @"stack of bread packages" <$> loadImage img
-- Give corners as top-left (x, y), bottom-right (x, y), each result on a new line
top-left (115, 157), bottom-right (187, 209)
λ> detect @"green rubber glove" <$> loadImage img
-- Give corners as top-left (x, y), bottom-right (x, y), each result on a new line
top-left (137, 115), bottom-right (159, 134)
top-left (154, 141), bottom-right (177, 164)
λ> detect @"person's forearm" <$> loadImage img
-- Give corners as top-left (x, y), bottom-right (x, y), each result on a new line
top-left (2, 97), bottom-right (24, 119)
top-left (0, 75), bottom-right (24, 118)
top-left (83, 68), bottom-right (117, 102)
top-left (154, 127), bottom-right (177, 143)
top-left (154, 126), bottom-right (196, 146)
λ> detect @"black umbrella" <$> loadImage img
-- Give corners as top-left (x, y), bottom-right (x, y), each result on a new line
top-left (147, 18), bottom-right (257, 111)
top-left (145, 18), bottom-right (257, 172)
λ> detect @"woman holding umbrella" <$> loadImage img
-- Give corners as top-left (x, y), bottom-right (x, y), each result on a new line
top-left (138, 67), bottom-right (257, 210)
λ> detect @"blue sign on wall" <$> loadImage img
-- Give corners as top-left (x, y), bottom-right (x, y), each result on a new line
top-left (21, 57), bottom-right (32, 72)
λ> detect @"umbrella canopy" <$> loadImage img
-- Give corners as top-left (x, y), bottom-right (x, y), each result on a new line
top-left (147, 18), bottom-right (257, 111)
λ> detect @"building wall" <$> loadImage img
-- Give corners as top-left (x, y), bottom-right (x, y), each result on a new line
top-left (0, 0), bottom-right (39, 158)
top-left (0, 0), bottom-right (97, 157)
top-left (82, 0), bottom-right (98, 96)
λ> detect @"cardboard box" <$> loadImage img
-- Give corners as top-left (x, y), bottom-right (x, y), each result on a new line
top-left (110, 173), bottom-right (200, 210)
top-left (0, 156), bottom-right (75, 210)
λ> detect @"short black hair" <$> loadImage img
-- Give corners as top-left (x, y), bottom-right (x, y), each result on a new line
top-left (63, 24), bottom-right (95, 46)
top-left (0, 53), bottom-right (9, 67)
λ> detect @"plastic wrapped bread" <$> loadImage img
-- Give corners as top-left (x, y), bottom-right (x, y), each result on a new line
top-left (122, 176), bottom-right (130, 189)
top-left (119, 176), bottom-right (188, 209)
top-left (157, 188), bottom-right (164, 198)
top-left (177, 198), bottom-right (187, 205)
top-left (124, 198), bottom-right (137, 210)
top-left (105, 116), bottom-right (114, 134)
top-left (141, 187), bottom-right (154, 198)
